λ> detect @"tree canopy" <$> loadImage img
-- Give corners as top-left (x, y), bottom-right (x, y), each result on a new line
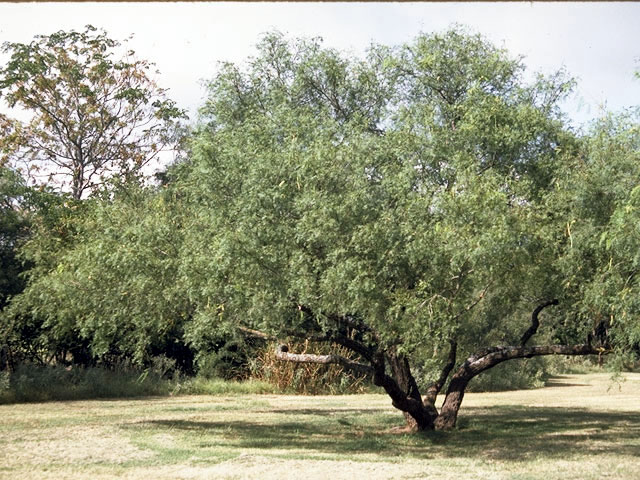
top-left (1, 28), bottom-right (638, 432)
top-left (175, 29), bottom-right (625, 430)
top-left (0, 166), bottom-right (30, 311)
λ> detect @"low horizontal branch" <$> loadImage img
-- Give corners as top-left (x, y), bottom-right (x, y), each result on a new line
top-left (468, 343), bottom-right (607, 376)
top-left (275, 344), bottom-right (374, 376)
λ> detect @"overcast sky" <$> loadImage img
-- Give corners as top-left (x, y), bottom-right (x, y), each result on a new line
top-left (0, 2), bottom-right (639, 130)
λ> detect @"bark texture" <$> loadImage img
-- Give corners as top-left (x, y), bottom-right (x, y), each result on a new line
top-left (275, 344), bottom-right (374, 376)
top-left (435, 343), bottom-right (603, 429)
top-left (424, 340), bottom-right (457, 406)
top-left (273, 300), bottom-right (609, 432)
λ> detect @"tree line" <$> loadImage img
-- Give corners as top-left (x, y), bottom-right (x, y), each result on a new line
top-left (1, 26), bottom-right (639, 431)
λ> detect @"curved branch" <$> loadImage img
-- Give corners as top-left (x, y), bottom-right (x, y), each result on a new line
top-left (328, 333), bottom-right (377, 362)
top-left (520, 299), bottom-right (559, 346)
top-left (471, 343), bottom-right (603, 374)
top-left (435, 342), bottom-right (608, 430)
top-left (295, 304), bottom-right (377, 360)
top-left (424, 339), bottom-right (457, 405)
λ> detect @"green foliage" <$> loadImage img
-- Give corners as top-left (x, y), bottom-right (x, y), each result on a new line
top-left (179, 28), bottom-right (576, 379)
top-left (0, 167), bottom-right (30, 311)
top-left (4, 27), bottom-right (639, 409)
top-left (5, 182), bottom-right (195, 368)
top-left (552, 111), bottom-right (640, 360)
top-left (194, 336), bottom-right (261, 380)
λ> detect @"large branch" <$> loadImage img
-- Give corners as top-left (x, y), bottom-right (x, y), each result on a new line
top-left (304, 332), bottom-right (377, 363)
top-left (295, 304), bottom-right (377, 360)
top-left (436, 342), bottom-right (608, 430)
top-left (469, 343), bottom-right (604, 376)
top-left (519, 299), bottom-right (559, 346)
top-left (458, 342), bottom-right (606, 380)
top-left (274, 344), bottom-right (374, 377)
top-left (424, 339), bottom-right (457, 405)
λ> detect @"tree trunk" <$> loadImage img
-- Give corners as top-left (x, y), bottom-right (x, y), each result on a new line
top-left (274, 343), bottom-right (438, 430)
top-left (271, 301), bottom-right (607, 434)
top-left (434, 372), bottom-right (470, 430)
top-left (388, 352), bottom-right (427, 431)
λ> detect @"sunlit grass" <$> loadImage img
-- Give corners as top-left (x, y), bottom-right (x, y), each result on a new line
top-left (174, 377), bottom-right (279, 395)
top-left (0, 373), bottom-right (638, 479)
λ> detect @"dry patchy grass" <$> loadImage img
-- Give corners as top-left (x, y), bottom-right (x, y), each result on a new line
top-left (0, 373), bottom-right (639, 479)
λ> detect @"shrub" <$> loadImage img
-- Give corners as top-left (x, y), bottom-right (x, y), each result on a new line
top-left (0, 360), bottom-right (172, 404)
top-left (250, 341), bottom-right (373, 394)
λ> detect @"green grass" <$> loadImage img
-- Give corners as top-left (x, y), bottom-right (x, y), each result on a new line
top-left (173, 376), bottom-right (279, 395)
top-left (0, 364), bottom-right (280, 404)
top-left (0, 363), bottom-right (172, 403)
top-left (0, 373), bottom-right (639, 479)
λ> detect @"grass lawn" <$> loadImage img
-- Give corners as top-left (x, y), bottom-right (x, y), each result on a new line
top-left (1, 373), bottom-right (639, 479)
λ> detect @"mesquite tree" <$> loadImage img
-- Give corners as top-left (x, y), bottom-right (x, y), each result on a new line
top-left (176, 29), bottom-right (620, 431)
top-left (0, 25), bottom-right (186, 199)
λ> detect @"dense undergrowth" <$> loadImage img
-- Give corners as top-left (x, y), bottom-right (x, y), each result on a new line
top-left (0, 362), bottom-right (278, 404)
top-left (0, 355), bottom-right (608, 404)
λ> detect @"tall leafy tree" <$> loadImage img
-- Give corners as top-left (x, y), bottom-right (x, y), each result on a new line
top-left (0, 25), bottom-right (186, 199)
top-left (0, 25), bottom-right (188, 366)
top-left (4, 181), bottom-right (195, 367)
top-left (0, 169), bottom-right (66, 367)
top-left (180, 29), bottom-right (608, 431)
top-left (0, 166), bottom-right (29, 311)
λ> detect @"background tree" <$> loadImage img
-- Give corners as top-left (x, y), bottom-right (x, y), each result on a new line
top-left (0, 25), bottom-right (186, 199)
top-left (0, 165), bottom-right (51, 369)
top-left (0, 166), bottom-right (29, 311)
top-left (3, 181), bottom-right (192, 368)
top-left (0, 26), bottom-right (189, 369)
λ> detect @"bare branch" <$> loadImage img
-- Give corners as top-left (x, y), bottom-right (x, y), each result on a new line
top-left (275, 344), bottom-right (374, 376)
top-left (424, 339), bottom-right (457, 405)
top-left (519, 299), bottom-right (559, 346)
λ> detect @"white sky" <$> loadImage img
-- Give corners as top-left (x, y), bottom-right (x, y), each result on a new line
top-left (0, 1), bottom-right (639, 129)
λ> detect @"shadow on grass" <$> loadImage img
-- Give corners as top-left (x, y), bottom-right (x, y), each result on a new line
top-left (543, 379), bottom-right (590, 387)
top-left (143, 404), bottom-right (640, 461)
top-left (267, 408), bottom-right (390, 416)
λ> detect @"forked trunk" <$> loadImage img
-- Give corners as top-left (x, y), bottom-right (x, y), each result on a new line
top-left (271, 301), bottom-right (605, 433)
top-left (387, 352), bottom-right (438, 431)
